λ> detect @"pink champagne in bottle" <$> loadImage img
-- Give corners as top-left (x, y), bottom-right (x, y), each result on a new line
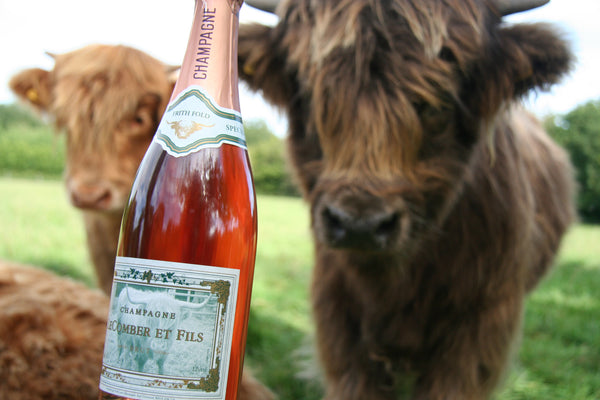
top-left (98, 1), bottom-right (256, 399)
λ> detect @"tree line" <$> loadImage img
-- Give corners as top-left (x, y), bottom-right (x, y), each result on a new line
top-left (0, 103), bottom-right (299, 196)
top-left (544, 100), bottom-right (600, 222)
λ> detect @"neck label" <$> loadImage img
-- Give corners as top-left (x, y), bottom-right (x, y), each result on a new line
top-left (155, 85), bottom-right (245, 157)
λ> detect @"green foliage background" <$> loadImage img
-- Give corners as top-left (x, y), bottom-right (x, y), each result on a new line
top-left (244, 120), bottom-right (299, 196)
top-left (545, 100), bottom-right (600, 222)
top-left (0, 104), bottom-right (299, 196)
top-left (0, 104), bottom-right (65, 178)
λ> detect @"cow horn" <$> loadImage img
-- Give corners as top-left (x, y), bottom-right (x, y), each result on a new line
top-left (492, 0), bottom-right (550, 16)
top-left (245, 0), bottom-right (279, 13)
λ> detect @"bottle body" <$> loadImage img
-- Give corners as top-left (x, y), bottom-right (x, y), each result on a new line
top-left (99, 1), bottom-right (255, 399)
top-left (99, 142), bottom-right (256, 400)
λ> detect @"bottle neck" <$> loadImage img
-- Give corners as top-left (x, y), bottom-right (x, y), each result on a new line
top-left (171, 0), bottom-right (242, 111)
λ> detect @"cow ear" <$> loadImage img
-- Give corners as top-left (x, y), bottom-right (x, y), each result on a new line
top-left (9, 68), bottom-right (53, 112)
top-left (165, 65), bottom-right (179, 97)
top-left (472, 23), bottom-right (573, 117)
top-left (238, 23), bottom-right (295, 107)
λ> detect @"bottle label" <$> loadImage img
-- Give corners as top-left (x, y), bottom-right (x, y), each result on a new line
top-left (154, 85), bottom-right (246, 157)
top-left (99, 256), bottom-right (239, 400)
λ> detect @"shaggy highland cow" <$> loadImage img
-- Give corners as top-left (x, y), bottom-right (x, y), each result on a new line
top-left (242, 0), bottom-right (575, 398)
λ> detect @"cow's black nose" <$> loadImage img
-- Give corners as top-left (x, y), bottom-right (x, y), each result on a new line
top-left (320, 204), bottom-right (401, 250)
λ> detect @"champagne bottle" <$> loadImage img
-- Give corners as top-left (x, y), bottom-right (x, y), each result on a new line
top-left (98, 1), bottom-right (256, 399)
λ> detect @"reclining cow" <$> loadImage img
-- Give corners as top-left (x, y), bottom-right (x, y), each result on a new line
top-left (241, 0), bottom-right (575, 398)
top-left (0, 260), bottom-right (273, 400)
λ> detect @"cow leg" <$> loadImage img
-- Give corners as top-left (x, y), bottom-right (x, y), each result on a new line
top-left (411, 295), bottom-right (524, 400)
top-left (238, 369), bottom-right (276, 400)
top-left (82, 211), bottom-right (121, 294)
top-left (318, 338), bottom-right (398, 400)
top-left (313, 269), bottom-right (397, 400)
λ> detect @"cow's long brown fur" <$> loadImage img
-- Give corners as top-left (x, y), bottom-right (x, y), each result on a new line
top-left (0, 261), bottom-right (108, 399)
top-left (239, 0), bottom-right (575, 398)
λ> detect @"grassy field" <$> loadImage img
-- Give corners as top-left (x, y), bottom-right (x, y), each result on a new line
top-left (1, 176), bottom-right (599, 399)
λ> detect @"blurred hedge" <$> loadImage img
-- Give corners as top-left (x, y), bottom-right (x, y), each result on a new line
top-left (244, 120), bottom-right (299, 197)
top-left (0, 104), bottom-right (65, 179)
top-left (545, 99), bottom-right (600, 223)
top-left (0, 104), bottom-right (299, 196)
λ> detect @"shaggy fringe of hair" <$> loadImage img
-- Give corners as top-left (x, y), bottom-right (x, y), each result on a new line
top-left (50, 45), bottom-right (172, 152)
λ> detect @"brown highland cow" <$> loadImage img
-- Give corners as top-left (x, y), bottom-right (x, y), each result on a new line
top-left (242, 0), bottom-right (575, 398)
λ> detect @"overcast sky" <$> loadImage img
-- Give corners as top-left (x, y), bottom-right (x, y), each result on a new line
top-left (0, 0), bottom-right (598, 136)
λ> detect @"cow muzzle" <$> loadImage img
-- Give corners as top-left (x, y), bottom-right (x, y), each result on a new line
top-left (67, 179), bottom-right (116, 211)
top-left (312, 185), bottom-right (409, 252)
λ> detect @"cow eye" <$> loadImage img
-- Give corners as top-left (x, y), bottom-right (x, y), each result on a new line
top-left (438, 46), bottom-right (457, 63)
top-left (130, 112), bottom-right (149, 128)
top-left (127, 94), bottom-right (161, 136)
top-left (413, 101), bottom-right (431, 116)
top-left (123, 106), bottom-right (156, 137)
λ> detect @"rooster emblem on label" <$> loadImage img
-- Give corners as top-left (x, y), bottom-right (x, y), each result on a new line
top-left (167, 121), bottom-right (216, 139)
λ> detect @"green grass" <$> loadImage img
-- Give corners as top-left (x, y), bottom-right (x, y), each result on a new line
top-left (0, 176), bottom-right (92, 283)
top-left (1, 176), bottom-right (599, 399)
top-left (496, 225), bottom-right (600, 400)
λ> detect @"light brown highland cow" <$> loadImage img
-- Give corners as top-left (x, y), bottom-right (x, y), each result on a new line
top-left (241, 0), bottom-right (576, 398)
top-left (9, 44), bottom-right (176, 296)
